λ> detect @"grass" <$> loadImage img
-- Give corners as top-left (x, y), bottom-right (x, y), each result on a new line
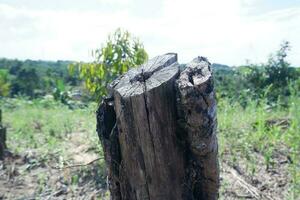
top-left (218, 93), bottom-right (300, 199)
top-left (0, 94), bottom-right (299, 199)
top-left (1, 97), bottom-right (108, 199)
top-left (1, 97), bottom-right (100, 157)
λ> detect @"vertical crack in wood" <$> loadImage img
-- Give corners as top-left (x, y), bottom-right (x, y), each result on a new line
top-left (97, 54), bottom-right (218, 200)
top-left (141, 69), bottom-right (158, 163)
top-left (137, 68), bottom-right (156, 200)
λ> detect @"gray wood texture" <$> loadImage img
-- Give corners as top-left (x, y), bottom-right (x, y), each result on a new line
top-left (97, 54), bottom-right (219, 200)
top-left (177, 57), bottom-right (219, 199)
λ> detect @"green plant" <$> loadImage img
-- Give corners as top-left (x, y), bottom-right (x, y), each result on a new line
top-left (69, 28), bottom-right (148, 100)
top-left (0, 97), bottom-right (97, 155)
top-left (214, 41), bottom-right (299, 107)
top-left (0, 69), bottom-right (10, 97)
top-left (52, 79), bottom-right (72, 105)
top-left (37, 173), bottom-right (47, 194)
top-left (218, 91), bottom-right (300, 198)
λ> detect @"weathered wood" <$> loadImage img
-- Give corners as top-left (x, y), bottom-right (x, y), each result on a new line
top-left (0, 109), bottom-right (7, 160)
top-left (97, 54), bottom-right (219, 200)
top-left (177, 57), bottom-right (219, 199)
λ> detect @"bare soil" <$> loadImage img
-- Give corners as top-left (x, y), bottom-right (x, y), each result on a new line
top-left (220, 144), bottom-right (292, 200)
top-left (0, 131), bottom-right (292, 200)
top-left (0, 132), bottom-right (107, 200)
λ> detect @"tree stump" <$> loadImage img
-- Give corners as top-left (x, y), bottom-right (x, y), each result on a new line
top-left (0, 109), bottom-right (7, 160)
top-left (97, 53), bottom-right (219, 200)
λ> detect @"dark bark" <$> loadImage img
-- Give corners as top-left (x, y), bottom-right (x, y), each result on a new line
top-left (0, 109), bottom-right (7, 160)
top-left (177, 57), bottom-right (219, 199)
top-left (96, 54), bottom-right (219, 200)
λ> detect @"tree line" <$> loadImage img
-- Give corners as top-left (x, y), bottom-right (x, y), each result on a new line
top-left (213, 41), bottom-right (300, 107)
top-left (0, 29), bottom-right (299, 107)
top-left (0, 59), bottom-right (80, 98)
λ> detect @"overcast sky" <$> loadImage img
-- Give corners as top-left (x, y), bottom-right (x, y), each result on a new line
top-left (0, 0), bottom-right (299, 66)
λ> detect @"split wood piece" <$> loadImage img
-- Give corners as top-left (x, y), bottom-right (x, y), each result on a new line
top-left (177, 57), bottom-right (219, 199)
top-left (97, 53), bottom-right (219, 200)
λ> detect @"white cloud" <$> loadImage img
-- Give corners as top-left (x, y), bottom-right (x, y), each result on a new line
top-left (0, 0), bottom-right (299, 66)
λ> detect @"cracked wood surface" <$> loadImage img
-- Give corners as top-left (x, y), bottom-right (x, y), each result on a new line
top-left (97, 54), bottom-right (219, 200)
top-left (177, 57), bottom-right (219, 199)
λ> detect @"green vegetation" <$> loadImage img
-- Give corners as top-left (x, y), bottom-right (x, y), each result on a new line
top-left (214, 41), bottom-right (300, 107)
top-left (0, 29), bottom-right (148, 102)
top-left (0, 69), bottom-right (10, 96)
top-left (0, 97), bottom-right (99, 160)
top-left (0, 58), bottom-right (79, 99)
top-left (0, 98), bottom-right (107, 199)
top-left (69, 28), bottom-right (148, 100)
top-left (0, 40), bottom-right (299, 199)
top-left (218, 91), bottom-right (300, 199)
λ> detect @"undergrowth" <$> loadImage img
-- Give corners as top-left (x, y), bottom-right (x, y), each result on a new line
top-left (218, 92), bottom-right (300, 199)
top-left (0, 97), bottom-right (101, 165)
top-left (1, 93), bottom-right (299, 199)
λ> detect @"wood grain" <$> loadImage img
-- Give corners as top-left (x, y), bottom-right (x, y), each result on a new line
top-left (97, 54), bottom-right (219, 200)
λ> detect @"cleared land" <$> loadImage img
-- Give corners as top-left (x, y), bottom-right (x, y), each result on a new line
top-left (0, 96), bottom-right (299, 199)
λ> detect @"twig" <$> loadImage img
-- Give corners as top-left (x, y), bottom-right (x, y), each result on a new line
top-left (230, 168), bottom-right (260, 199)
top-left (229, 167), bottom-right (274, 200)
top-left (53, 157), bottom-right (104, 170)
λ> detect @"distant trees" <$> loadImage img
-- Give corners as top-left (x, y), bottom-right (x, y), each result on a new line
top-left (69, 28), bottom-right (148, 100)
top-left (0, 59), bottom-right (77, 98)
top-left (244, 41), bottom-right (299, 103)
top-left (1, 29), bottom-right (149, 101)
top-left (10, 68), bottom-right (41, 97)
top-left (214, 41), bottom-right (300, 106)
top-left (0, 40), bottom-right (298, 106)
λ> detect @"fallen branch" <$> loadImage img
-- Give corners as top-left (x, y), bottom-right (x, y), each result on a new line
top-left (52, 157), bottom-right (104, 170)
top-left (229, 167), bottom-right (274, 200)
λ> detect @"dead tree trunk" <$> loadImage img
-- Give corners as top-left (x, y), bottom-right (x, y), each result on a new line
top-left (0, 109), bottom-right (7, 160)
top-left (97, 53), bottom-right (219, 200)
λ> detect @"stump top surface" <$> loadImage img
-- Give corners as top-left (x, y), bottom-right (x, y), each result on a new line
top-left (110, 53), bottom-right (179, 97)
top-left (177, 56), bottom-right (212, 89)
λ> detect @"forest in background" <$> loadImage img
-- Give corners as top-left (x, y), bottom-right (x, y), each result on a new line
top-left (0, 36), bottom-right (300, 199)
top-left (1, 47), bottom-right (299, 105)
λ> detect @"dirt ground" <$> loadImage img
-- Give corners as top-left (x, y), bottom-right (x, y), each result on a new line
top-left (0, 132), bottom-right (293, 200)
top-left (220, 147), bottom-right (291, 200)
top-left (0, 132), bottom-right (108, 200)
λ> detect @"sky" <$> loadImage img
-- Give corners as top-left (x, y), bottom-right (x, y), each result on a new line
top-left (0, 0), bottom-right (299, 66)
